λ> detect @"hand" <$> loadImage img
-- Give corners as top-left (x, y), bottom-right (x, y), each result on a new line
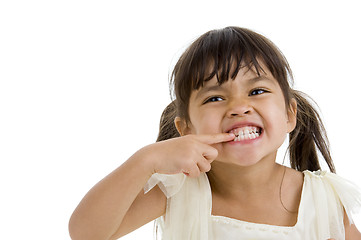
top-left (140, 133), bottom-right (235, 178)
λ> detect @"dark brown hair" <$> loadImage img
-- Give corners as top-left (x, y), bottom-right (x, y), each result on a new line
top-left (156, 100), bottom-right (180, 142)
top-left (166, 26), bottom-right (335, 173)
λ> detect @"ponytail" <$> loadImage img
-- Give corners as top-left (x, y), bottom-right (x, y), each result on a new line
top-left (156, 100), bottom-right (180, 142)
top-left (289, 90), bottom-right (336, 173)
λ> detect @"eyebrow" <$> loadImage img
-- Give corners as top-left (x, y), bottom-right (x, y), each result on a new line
top-left (195, 85), bottom-right (224, 99)
top-left (248, 76), bottom-right (271, 83)
top-left (195, 76), bottom-right (272, 99)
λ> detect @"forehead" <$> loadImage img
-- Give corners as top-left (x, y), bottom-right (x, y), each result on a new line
top-left (193, 55), bottom-right (278, 88)
top-left (206, 65), bottom-right (267, 85)
top-left (196, 64), bottom-right (277, 95)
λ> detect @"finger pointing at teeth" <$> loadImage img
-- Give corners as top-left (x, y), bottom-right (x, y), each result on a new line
top-left (194, 132), bottom-right (235, 145)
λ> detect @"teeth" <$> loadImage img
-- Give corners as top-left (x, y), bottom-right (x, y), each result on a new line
top-left (229, 126), bottom-right (261, 142)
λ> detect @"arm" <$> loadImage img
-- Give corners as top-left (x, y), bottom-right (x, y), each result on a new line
top-left (344, 212), bottom-right (361, 240)
top-left (68, 133), bottom-right (234, 240)
top-left (68, 151), bottom-right (166, 240)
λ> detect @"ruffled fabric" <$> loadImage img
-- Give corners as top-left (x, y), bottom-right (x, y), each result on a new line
top-left (145, 170), bottom-right (361, 240)
top-left (144, 173), bottom-right (213, 240)
top-left (304, 170), bottom-right (361, 240)
top-left (322, 171), bottom-right (361, 224)
top-left (144, 173), bottom-right (186, 198)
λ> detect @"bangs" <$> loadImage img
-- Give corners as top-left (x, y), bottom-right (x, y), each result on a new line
top-left (175, 27), bottom-right (293, 90)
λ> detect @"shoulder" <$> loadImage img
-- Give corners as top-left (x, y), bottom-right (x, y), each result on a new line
top-left (283, 167), bottom-right (304, 196)
top-left (285, 167), bottom-right (304, 184)
top-left (281, 167), bottom-right (304, 213)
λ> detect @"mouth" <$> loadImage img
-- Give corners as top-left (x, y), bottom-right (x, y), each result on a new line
top-left (228, 126), bottom-right (263, 142)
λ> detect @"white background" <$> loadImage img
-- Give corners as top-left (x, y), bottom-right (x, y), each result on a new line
top-left (1, 0), bottom-right (361, 239)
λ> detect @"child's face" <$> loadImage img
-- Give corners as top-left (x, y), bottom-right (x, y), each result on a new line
top-left (183, 64), bottom-right (297, 166)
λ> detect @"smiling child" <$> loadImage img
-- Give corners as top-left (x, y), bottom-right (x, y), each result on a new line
top-left (69, 27), bottom-right (361, 240)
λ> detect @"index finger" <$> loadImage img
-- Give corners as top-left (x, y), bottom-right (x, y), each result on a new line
top-left (195, 133), bottom-right (235, 145)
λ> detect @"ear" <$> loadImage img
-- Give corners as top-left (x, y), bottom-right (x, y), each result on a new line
top-left (174, 117), bottom-right (192, 136)
top-left (287, 98), bottom-right (297, 133)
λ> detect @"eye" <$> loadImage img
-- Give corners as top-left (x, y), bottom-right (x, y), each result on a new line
top-left (204, 96), bottom-right (224, 104)
top-left (249, 88), bottom-right (268, 96)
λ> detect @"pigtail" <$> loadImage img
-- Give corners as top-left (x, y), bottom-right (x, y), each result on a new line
top-left (156, 100), bottom-right (180, 142)
top-left (289, 90), bottom-right (336, 173)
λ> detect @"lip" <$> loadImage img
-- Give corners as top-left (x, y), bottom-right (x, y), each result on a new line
top-left (224, 121), bottom-right (263, 133)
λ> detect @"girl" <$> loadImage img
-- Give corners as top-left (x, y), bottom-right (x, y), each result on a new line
top-left (69, 27), bottom-right (361, 240)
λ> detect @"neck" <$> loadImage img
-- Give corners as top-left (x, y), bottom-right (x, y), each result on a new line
top-left (207, 153), bottom-right (284, 199)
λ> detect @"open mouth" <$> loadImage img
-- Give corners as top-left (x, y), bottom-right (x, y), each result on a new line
top-left (228, 126), bottom-right (263, 141)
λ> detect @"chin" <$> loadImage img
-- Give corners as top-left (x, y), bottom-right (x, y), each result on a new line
top-left (217, 154), bottom-right (262, 167)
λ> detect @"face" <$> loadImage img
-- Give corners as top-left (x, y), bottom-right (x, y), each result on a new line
top-left (180, 64), bottom-right (297, 166)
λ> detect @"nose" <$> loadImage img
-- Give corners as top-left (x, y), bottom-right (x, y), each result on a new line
top-left (226, 98), bottom-right (253, 118)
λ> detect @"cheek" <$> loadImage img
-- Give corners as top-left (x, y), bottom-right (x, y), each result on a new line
top-left (189, 109), bottom-right (221, 134)
top-left (199, 117), bottom-right (219, 134)
top-left (263, 101), bottom-right (289, 133)
top-left (188, 109), bottom-right (206, 134)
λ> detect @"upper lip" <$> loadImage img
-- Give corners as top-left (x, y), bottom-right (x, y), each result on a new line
top-left (224, 121), bottom-right (263, 133)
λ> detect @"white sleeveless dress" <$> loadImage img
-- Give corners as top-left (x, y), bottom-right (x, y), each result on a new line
top-left (144, 170), bottom-right (361, 240)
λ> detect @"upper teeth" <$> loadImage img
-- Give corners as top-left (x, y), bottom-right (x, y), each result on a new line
top-left (229, 126), bottom-right (261, 141)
